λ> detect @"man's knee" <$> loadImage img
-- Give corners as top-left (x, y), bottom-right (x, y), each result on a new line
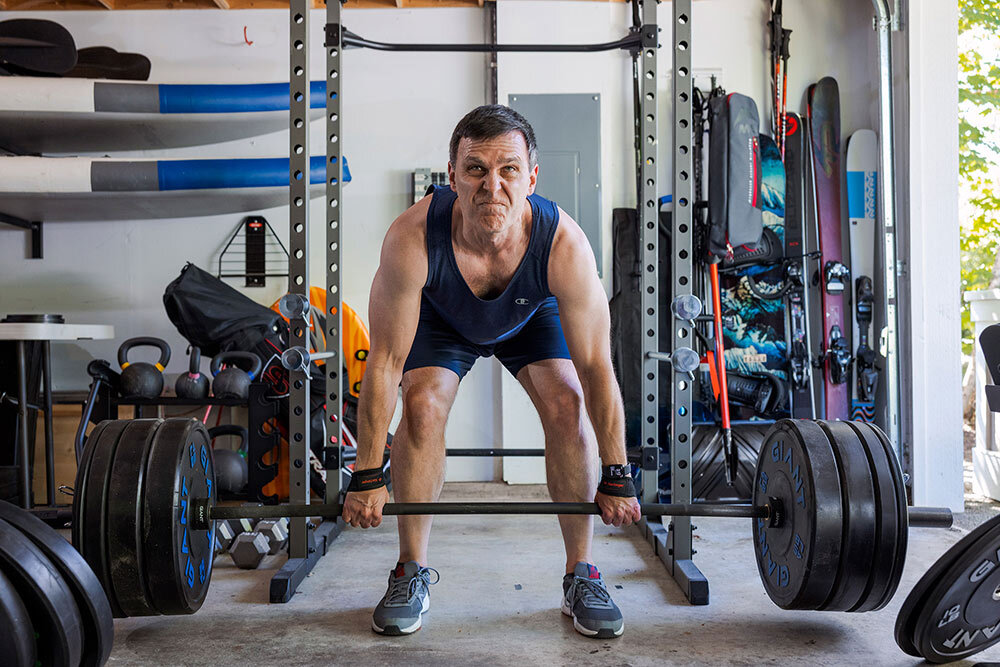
top-left (538, 384), bottom-right (586, 435)
top-left (400, 384), bottom-right (452, 443)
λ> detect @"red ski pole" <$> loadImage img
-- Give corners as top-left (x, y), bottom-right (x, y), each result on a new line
top-left (708, 262), bottom-right (736, 485)
top-left (780, 28), bottom-right (791, 157)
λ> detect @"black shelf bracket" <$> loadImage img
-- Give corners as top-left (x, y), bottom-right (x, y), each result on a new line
top-left (0, 211), bottom-right (42, 259)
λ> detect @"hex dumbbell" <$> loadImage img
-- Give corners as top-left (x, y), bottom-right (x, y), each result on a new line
top-left (256, 520), bottom-right (289, 555)
top-left (215, 520), bottom-right (237, 553)
top-left (228, 531), bottom-right (269, 569)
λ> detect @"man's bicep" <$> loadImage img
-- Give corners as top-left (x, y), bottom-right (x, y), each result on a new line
top-left (557, 277), bottom-right (612, 371)
top-left (367, 236), bottom-right (425, 368)
top-left (551, 251), bottom-right (611, 371)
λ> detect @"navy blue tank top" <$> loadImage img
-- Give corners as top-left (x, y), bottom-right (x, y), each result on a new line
top-left (421, 186), bottom-right (560, 345)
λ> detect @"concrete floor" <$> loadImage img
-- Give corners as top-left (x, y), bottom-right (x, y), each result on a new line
top-left (109, 483), bottom-right (1000, 666)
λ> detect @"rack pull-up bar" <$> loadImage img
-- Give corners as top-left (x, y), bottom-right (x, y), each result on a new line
top-left (328, 26), bottom-right (643, 53)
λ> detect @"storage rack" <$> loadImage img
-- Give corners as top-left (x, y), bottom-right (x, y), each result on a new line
top-left (280, 0), bottom-right (904, 606)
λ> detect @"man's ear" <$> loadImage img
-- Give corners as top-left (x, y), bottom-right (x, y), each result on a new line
top-left (448, 161), bottom-right (457, 191)
top-left (527, 163), bottom-right (539, 195)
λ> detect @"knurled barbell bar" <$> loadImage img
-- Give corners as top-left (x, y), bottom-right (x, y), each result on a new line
top-left (73, 416), bottom-right (952, 620)
top-left (199, 500), bottom-right (951, 526)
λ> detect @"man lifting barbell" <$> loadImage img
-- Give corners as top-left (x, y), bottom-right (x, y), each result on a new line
top-left (342, 105), bottom-right (639, 638)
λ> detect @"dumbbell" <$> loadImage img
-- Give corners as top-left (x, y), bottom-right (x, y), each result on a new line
top-left (228, 532), bottom-right (269, 569)
top-left (214, 517), bottom-right (257, 554)
top-left (256, 519), bottom-right (289, 555)
top-left (215, 520), bottom-right (237, 553)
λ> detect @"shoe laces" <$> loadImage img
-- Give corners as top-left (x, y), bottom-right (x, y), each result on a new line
top-left (569, 576), bottom-right (613, 609)
top-left (387, 567), bottom-right (439, 606)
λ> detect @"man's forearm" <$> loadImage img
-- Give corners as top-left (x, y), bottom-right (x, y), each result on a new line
top-left (355, 361), bottom-right (402, 470)
top-left (578, 365), bottom-right (627, 467)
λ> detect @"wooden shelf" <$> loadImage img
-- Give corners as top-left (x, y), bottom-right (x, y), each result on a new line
top-left (0, 0), bottom-right (627, 9)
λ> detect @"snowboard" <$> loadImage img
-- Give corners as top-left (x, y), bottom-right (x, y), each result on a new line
top-left (808, 77), bottom-right (850, 421)
top-left (720, 134), bottom-right (789, 418)
top-left (847, 129), bottom-right (879, 422)
top-left (782, 112), bottom-right (816, 418)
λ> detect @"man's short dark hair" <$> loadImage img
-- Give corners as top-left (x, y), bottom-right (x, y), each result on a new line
top-left (449, 105), bottom-right (538, 168)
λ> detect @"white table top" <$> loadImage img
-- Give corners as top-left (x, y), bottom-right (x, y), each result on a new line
top-left (0, 322), bottom-right (114, 341)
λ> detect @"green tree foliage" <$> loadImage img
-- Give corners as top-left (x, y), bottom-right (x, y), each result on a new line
top-left (960, 0), bottom-right (1000, 351)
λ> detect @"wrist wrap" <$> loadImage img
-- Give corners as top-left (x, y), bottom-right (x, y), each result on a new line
top-left (598, 474), bottom-right (637, 498)
top-left (347, 466), bottom-right (386, 492)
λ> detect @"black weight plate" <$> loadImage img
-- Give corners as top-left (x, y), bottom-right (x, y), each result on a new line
top-left (816, 421), bottom-right (878, 611)
top-left (73, 419), bottom-right (110, 551)
top-left (0, 569), bottom-right (35, 667)
top-left (845, 421), bottom-right (903, 613)
top-left (865, 422), bottom-right (909, 610)
top-left (752, 419), bottom-right (844, 609)
top-left (144, 418), bottom-right (216, 615)
top-left (107, 419), bottom-right (162, 617)
top-left (0, 518), bottom-right (83, 667)
top-left (81, 418), bottom-right (130, 619)
top-left (895, 515), bottom-right (1000, 658)
top-left (0, 500), bottom-right (114, 667)
top-left (913, 515), bottom-right (1000, 663)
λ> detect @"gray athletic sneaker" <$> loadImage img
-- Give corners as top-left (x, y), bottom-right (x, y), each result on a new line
top-left (561, 562), bottom-right (624, 638)
top-left (372, 561), bottom-right (439, 636)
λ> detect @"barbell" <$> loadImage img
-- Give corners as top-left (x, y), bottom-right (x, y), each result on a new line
top-left (74, 416), bottom-right (951, 619)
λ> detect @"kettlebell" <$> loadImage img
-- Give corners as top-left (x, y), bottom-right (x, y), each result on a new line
top-left (209, 425), bottom-right (248, 495)
top-left (175, 346), bottom-right (209, 400)
top-left (117, 337), bottom-right (171, 399)
top-left (211, 351), bottom-right (263, 400)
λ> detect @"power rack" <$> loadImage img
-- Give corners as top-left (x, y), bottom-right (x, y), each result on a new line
top-left (278, 0), bottom-right (903, 607)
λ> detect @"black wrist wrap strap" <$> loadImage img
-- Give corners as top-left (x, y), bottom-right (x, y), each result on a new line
top-left (347, 466), bottom-right (386, 492)
top-left (598, 475), bottom-right (637, 498)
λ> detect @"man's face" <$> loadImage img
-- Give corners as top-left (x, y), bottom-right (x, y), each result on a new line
top-left (448, 130), bottom-right (538, 235)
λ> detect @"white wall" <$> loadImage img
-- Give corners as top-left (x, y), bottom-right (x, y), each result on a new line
top-left (905, 1), bottom-right (962, 509)
top-left (0, 1), bottom-right (961, 495)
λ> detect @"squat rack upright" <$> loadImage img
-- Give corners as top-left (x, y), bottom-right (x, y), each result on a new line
top-left (277, 0), bottom-right (710, 605)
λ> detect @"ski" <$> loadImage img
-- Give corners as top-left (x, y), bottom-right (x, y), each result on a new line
top-left (782, 112), bottom-right (815, 418)
top-left (807, 77), bottom-right (850, 420)
top-left (847, 129), bottom-right (879, 422)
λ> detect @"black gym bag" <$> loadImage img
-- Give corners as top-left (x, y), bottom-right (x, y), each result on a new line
top-left (162, 263), bottom-right (282, 359)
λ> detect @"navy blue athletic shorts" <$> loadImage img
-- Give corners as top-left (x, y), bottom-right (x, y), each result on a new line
top-left (403, 297), bottom-right (572, 380)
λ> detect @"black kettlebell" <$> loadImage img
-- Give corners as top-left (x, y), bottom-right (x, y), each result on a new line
top-left (210, 351), bottom-right (263, 400)
top-left (175, 346), bottom-right (209, 400)
top-left (209, 425), bottom-right (248, 495)
top-left (117, 337), bottom-right (171, 399)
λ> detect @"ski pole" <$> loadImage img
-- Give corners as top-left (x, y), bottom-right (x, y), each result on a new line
top-left (780, 28), bottom-right (791, 157)
top-left (708, 261), bottom-right (736, 485)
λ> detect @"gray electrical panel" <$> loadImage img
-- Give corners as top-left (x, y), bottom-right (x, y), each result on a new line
top-left (508, 93), bottom-right (602, 275)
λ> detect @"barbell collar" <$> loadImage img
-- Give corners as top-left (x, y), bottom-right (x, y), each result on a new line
top-left (195, 500), bottom-right (953, 531)
top-left (280, 346), bottom-right (337, 372)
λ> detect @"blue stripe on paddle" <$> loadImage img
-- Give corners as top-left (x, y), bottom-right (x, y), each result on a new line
top-left (156, 155), bottom-right (350, 190)
top-left (158, 81), bottom-right (327, 114)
